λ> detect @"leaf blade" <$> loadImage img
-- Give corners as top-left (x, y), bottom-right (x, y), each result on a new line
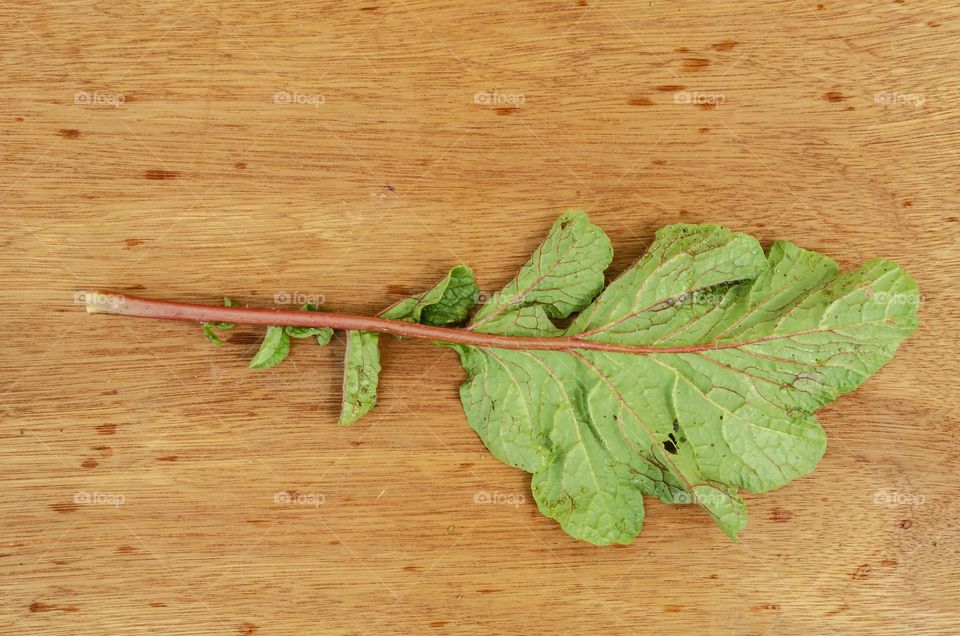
top-left (455, 216), bottom-right (919, 543)
top-left (249, 326), bottom-right (291, 369)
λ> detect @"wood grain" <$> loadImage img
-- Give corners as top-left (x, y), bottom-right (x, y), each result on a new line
top-left (2, 1), bottom-right (958, 634)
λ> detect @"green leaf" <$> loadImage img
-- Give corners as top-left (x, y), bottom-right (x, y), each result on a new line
top-left (380, 264), bottom-right (478, 325)
top-left (339, 265), bottom-right (479, 425)
top-left (453, 218), bottom-right (919, 544)
top-left (285, 303), bottom-right (333, 344)
top-left (203, 322), bottom-right (224, 346)
top-left (338, 330), bottom-right (381, 424)
top-left (249, 326), bottom-right (291, 369)
top-left (469, 211), bottom-right (612, 335)
top-left (202, 297), bottom-right (236, 346)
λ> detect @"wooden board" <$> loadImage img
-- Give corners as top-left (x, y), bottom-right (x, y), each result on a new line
top-left (2, 1), bottom-right (958, 633)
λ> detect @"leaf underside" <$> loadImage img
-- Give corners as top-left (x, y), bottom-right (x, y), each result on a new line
top-left (341, 211), bottom-right (920, 545)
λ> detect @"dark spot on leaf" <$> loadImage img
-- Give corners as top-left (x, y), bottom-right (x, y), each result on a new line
top-left (663, 439), bottom-right (678, 454)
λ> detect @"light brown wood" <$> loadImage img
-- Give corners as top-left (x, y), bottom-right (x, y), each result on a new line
top-left (2, 1), bottom-right (958, 634)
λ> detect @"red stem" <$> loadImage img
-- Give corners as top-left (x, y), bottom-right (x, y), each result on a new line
top-left (86, 290), bottom-right (748, 355)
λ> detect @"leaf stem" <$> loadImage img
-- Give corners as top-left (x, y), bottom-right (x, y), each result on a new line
top-left (85, 290), bottom-right (747, 355)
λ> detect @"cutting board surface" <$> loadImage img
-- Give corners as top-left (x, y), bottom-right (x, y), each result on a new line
top-left (2, 1), bottom-right (958, 634)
